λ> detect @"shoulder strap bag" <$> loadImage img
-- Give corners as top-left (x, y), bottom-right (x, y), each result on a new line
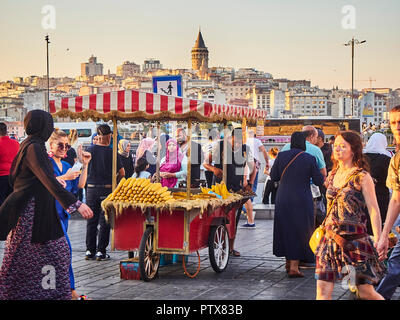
top-left (275, 151), bottom-right (304, 188)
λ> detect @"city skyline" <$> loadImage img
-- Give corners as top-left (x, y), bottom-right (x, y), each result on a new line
top-left (1, 0), bottom-right (399, 90)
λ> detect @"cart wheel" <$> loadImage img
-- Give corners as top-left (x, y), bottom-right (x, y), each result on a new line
top-left (139, 226), bottom-right (160, 282)
top-left (208, 224), bottom-right (230, 273)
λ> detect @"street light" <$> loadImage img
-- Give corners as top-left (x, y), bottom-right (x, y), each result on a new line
top-left (45, 34), bottom-right (50, 113)
top-left (344, 37), bottom-right (366, 117)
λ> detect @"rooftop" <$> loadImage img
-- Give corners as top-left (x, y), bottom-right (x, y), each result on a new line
top-left (193, 30), bottom-right (207, 49)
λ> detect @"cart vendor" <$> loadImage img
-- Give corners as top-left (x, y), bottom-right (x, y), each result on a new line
top-left (203, 127), bottom-right (257, 257)
top-left (85, 124), bottom-right (125, 261)
top-left (160, 139), bottom-right (187, 188)
top-left (177, 128), bottom-right (204, 188)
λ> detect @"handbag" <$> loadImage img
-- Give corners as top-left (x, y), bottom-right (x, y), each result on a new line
top-left (309, 171), bottom-right (358, 254)
top-left (309, 225), bottom-right (325, 254)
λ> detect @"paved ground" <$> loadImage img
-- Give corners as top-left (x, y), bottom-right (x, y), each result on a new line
top-left (2, 215), bottom-right (398, 301)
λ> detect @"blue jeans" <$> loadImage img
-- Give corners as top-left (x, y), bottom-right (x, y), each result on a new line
top-left (376, 239), bottom-right (400, 299)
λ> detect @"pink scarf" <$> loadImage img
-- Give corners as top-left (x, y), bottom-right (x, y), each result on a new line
top-left (136, 138), bottom-right (155, 161)
top-left (160, 139), bottom-right (183, 188)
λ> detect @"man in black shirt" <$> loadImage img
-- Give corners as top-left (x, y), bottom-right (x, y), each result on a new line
top-left (315, 129), bottom-right (332, 227)
top-left (204, 128), bottom-right (256, 192)
top-left (203, 127), bottom-right (256, 257)
top-left (85, 124), bottom-right (125, 261)
top-left (316, 129), bottom-right (332, 173)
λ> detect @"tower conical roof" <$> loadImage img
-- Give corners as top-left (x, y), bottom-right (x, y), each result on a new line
top-left (193, 31), bottom-right (206, 49)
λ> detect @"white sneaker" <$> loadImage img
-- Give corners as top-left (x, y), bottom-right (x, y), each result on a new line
top-left (85, 250), bottom-right (95, 260)
top-left (95, 251), bottom-right (110, 261)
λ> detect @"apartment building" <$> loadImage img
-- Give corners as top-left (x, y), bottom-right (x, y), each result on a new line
top-left (197, 88), bottom-right (226, 104)
top-left (0, 97), bottom-right (24, 121)
top-left (360, 91), bottom-right (387, 124)
top-left (286, 90), bottom-right (330, 117)
top-left (220, 81), bottom-right (252, 104)
top-left (142, 59), bottom-right (163, 72)
top-left (117, 61), bottom-right (141, 78)
top-left (81, 55), bottom-right (103, 77)
top-left (251, 86), bottom-right (271, 114)
top-left (270, 89), bottom-right (286, 118)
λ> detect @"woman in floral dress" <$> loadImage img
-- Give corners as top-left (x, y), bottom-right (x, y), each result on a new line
top-left (315, 131), bottom-right (386, 300)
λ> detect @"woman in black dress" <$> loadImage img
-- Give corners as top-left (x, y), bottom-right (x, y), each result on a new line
top-left (271, 132), bottom-right (324, 278)
top-left (0, 110), bottom-right (93, 300)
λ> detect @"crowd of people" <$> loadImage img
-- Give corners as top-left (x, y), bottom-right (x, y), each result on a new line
top-left (266, 107), bottom-right (400, 300)
top-left (2, 107), bottom-right (400, 300)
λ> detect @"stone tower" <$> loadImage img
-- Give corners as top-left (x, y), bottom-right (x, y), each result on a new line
top-left (191, 30), bottom-right (209, 71)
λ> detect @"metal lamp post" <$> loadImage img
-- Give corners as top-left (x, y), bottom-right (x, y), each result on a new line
top-left (344, 37), bottom-right (366, 117)
top-left (45, 35), bottom-right (50, 113)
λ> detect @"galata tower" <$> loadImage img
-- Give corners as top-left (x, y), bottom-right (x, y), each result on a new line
top-left (191, 30), bottom-right (209, 71)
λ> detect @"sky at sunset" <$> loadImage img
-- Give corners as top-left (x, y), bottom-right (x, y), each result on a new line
top-left (0, 0), bottom-right (399, 90)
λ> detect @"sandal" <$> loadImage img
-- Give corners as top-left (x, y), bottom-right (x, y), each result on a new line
top-left (285, 260), bottom-right (290, 273)
top-left (230, 250), bottom-right (241, 257)
top-left (287, 270), bottom-right (304, 278)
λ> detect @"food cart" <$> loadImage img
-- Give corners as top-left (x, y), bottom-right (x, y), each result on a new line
top-left (50, 89), bottom-right (266, 281)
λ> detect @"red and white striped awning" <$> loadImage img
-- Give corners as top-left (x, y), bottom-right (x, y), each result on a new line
top-left (49, 89), bottom-right (266, 124)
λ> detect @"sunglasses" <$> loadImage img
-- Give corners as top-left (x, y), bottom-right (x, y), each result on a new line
top-left (57, 142), bottom-right (71, 150)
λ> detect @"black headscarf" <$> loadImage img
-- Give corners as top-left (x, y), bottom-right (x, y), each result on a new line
top-left (290, 131), bottom-right (306, 151)
top-left (24, 109), bottom-right (54, 140)
top-left (10, 110), bottom-right (54, 185)
top-left (0, 110), bottom-right (77, 243)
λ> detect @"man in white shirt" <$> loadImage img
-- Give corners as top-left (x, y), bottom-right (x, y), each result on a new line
top-left (241, 130), bottom-right (269, 229)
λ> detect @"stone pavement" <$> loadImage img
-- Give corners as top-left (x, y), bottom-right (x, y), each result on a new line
top-left (2, 216), bottom-right (399, 300)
